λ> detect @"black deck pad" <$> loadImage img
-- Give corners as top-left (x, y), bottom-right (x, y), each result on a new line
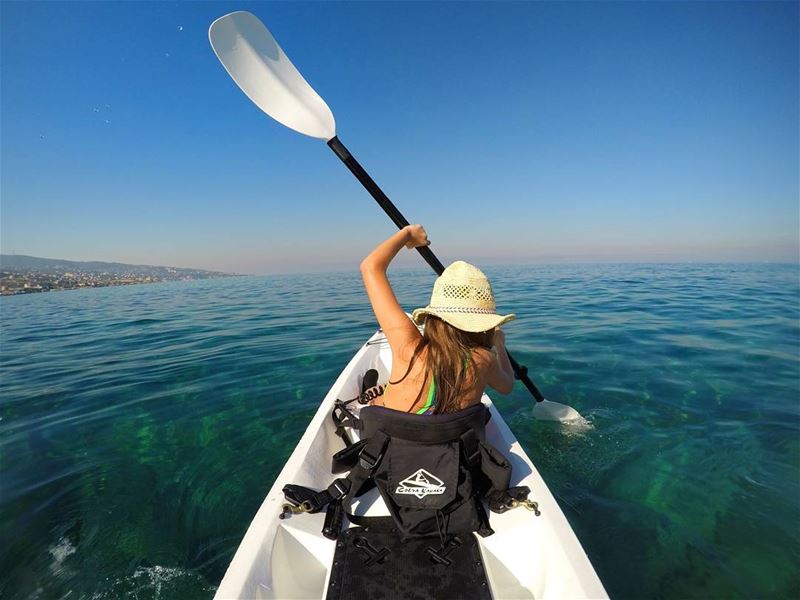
top-left (326, 526), bottom-right (492, 600)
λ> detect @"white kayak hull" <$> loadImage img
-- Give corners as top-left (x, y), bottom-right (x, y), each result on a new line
top-left (215, 329), bottom-right (608, 600)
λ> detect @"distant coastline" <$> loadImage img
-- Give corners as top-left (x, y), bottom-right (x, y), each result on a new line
top-left (0, 255), bottom-right (243, 296)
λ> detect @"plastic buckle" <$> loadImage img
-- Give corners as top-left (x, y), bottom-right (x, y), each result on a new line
top-left (358, 448), bottom-right (382, 470)
top-left (329, 478), bottom-right (350, 500)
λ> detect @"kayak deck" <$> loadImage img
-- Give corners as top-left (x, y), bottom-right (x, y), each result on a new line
top-left (214, 329), bottom-right (607, 599)
top-left (327, 526), bottom-right (492, 599)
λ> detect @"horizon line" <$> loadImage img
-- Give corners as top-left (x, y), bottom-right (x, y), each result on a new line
top-left (2, 252), bottom-right (798, 278)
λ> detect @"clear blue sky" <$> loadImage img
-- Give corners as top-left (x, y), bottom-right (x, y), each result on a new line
top-left (2, 1), bottom-right (797, 274)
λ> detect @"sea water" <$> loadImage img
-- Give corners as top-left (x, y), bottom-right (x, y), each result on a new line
top-left (1, 263), bottom-right (798, 599)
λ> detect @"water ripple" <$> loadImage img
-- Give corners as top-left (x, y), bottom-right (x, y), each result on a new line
top-left (1, 264), bottom-right (798, 599)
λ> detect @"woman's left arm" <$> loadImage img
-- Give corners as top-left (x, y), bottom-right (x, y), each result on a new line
top-left (360, 225), bottom-right (430, 354)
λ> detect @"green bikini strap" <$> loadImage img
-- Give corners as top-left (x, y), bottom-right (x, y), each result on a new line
top-left (414, 350), bottom-right (471, 415)
top-left (414, 373), bottom-right (436, 415)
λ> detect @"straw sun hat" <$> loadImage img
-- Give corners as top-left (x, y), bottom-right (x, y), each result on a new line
top-left (412, 261), bottom-right (515, 333)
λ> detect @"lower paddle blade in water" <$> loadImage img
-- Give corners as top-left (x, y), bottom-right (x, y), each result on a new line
top-left (532, 399), bottom-right (588, 425)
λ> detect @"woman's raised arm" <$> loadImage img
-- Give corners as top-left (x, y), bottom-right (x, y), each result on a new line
top-left (360, 225), bottom-right (430, 356)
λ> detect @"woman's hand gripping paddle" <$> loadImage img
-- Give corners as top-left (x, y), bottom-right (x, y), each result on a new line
top-left (208, 11), bottom-right (586, 424)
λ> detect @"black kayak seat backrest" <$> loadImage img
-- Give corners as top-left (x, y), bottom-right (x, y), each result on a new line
top-left (359, 403), bottom-right (488, 444)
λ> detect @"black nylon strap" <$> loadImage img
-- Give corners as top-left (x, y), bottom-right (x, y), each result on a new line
top-left (322, 431), bottom-right (389, 538)
top-left (356, 430), bottom-right (388, 470)
top-left (282, 484), bottom-right (319, 508)
top-left (332, 402), bottom-right (363, 447)
top-left (475, 500), bottom-right (495, 537)
top-left (332, 439), bottom-right (368, 474)
top-left (346, 430), bottom-right (389, 497)
top-left (486, 486), bottom-right (532, 514)
top-left (305, 477), bottom-right (352, 512)
top-left (459, 428), bottom-right (481, 468)
top-left (323, 500), bottom-right (345, 540)
top-left (343, 514), bottom-right (396, 532)
top-left (285, 431), bottom-right (390, 519)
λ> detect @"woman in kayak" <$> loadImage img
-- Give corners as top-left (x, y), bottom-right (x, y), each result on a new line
top-left (360, 224), bottom-right (516, 414)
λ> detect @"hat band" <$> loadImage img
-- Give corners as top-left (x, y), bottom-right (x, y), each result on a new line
top-left (428, 306), bottom-right (497, 315)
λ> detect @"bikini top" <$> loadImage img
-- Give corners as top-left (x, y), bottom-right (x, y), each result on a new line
top-left (385, 350), bottom-right (472, 415)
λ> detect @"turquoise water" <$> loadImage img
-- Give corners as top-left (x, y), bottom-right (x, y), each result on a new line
top-left (1, 263), bottom-right (798, 599)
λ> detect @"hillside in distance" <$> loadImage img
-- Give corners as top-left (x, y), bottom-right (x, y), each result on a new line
top-left (1, 255), bottom-right (237, 278)
top-left (0, 255), bottom-right (241, 296)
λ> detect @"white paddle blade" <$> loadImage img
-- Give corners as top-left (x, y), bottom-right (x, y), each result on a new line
top-left (209, 11), bottom-right (336, 140)
top-left (532, 399), bottom-right (587, 424)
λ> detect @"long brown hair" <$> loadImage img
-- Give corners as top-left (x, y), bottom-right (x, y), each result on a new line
top-left (390, 316), bottom-right (493, 414)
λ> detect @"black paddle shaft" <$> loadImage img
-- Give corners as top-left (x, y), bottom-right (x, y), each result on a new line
top-left (327, 136), bottom-right (545, 403)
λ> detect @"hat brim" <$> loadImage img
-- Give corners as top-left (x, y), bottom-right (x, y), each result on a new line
top-left (411, 307), bottom-right (516, 333)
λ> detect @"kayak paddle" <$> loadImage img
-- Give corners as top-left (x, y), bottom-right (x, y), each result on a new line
top-left (208, 11), bottom-right (585, 423)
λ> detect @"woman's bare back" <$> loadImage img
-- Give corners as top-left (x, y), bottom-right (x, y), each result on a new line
top-left (376, 343), bottom-right (494, 413)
